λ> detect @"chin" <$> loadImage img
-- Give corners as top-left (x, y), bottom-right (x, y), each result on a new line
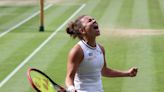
top-left (96, 31), bottom-right (100, 36)
top-left (96, 33), bottom-right (100, 36)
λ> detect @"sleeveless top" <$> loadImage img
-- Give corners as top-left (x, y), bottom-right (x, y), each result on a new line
top-left (74, 40), bottom-right (104, 92)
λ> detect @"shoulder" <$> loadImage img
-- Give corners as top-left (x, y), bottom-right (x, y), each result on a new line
top-left (97, 44), bottom-right (105, 54)
top-left (70, 44), bottom-right (83, 55)
top-left (68, 43), bottom-right (84, 61)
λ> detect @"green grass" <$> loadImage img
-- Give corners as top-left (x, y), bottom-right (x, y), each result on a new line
top-left (148, 0), bottom-right (164, 29)
top-left (0, 0), bottom-right (164, 92)
top-left (117, 0), bottom-right (134, 28)
top-left (0, 5), bottom-right (39, 32)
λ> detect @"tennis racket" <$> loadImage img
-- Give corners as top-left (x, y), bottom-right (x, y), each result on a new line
top-left (27, 68), bottom-right (66, 92)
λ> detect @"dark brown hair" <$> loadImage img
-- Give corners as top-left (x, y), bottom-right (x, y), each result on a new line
top-left (66, 15), bottom-right (86, 39)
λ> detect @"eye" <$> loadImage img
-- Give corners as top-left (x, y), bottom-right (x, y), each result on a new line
top-left (88, 19), bottom-right (92, 22)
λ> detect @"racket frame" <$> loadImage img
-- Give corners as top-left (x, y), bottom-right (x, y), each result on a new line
top-left (27, 68), bottom-right (65, 92)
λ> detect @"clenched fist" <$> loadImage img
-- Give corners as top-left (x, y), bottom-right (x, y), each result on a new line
top-left (127, 67), bottom-right (138, 77)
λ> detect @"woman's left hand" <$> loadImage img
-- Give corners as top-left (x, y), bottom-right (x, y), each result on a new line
top-left (127, 67), bottom-right (138, 77)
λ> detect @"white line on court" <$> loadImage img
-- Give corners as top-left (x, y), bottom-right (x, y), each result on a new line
top-left (0, 4), bottom-right (86, 88)
top-left (0, 4), bottom-right (53, 38)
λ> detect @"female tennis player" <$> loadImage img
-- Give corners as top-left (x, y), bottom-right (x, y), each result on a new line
top-left (65, 15), bottom-right (138, 92)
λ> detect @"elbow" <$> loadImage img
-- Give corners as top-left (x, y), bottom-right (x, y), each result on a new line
top-left (101, 67), bottom-right (113, 77)
top-left (101, 69), bottom-right (108, 77)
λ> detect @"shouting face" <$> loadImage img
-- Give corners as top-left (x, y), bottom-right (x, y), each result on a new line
top-left (80, 16), bottom-right (100, 38)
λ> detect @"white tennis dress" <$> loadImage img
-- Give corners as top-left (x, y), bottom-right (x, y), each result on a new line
top-left (74, 40), bottom-right (104, 92)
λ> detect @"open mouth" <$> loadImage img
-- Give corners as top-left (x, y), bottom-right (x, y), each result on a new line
top-left (94, 25), bottom-right (99, 29)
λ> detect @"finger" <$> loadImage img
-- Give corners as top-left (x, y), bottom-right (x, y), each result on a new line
top-left (133, 68), bottom-right (138, 73)
top-left (134, 67), bottom-right (138, 71)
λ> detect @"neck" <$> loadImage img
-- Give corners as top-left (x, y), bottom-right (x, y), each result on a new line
top-left (82, 37), bottom-right (96, 47)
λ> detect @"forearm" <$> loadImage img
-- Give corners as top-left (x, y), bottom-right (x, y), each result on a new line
top-left (102, 68), bottom-right (129, 77)
top-left (65, 75), bottom-right (75, 87)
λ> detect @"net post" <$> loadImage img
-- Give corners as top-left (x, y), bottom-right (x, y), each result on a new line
top-left (39, 0), bottom-right (44, 32)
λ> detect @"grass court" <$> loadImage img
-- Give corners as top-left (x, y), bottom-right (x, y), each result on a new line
top-left (0, 0), bottom-right (164, 92)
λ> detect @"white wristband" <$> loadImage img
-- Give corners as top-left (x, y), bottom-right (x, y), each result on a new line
top-left (67, 85), bottom-right (75, 92)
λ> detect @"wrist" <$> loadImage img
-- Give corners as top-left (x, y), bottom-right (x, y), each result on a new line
top-left (124, 71), bottom-right (130, 77)
top-left (66, 85), bottom-right (76, 92)
top-left (127, 72), bottom-right (131, 77)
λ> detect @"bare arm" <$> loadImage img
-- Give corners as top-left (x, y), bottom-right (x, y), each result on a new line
top-left (99, 45), bottom-right (138, 77)
top-left (65, 44), bottom-right (83, 88)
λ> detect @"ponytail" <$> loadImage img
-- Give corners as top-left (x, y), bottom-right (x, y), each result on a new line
top-left (66, 15), bottom-right (86, 39)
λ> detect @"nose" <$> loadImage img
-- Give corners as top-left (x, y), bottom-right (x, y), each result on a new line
top-left (92, 20), bottom-right (96, 24)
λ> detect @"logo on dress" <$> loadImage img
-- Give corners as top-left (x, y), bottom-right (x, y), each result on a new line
top-left (88, 53), bottom-right (93, 56)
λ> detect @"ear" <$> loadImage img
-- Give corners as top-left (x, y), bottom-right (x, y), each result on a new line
top-left (79, 27), bottom-right (86, 35)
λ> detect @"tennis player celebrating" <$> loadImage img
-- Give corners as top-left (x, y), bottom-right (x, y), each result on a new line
top-left (65, 15), bottom-right (138, 92)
